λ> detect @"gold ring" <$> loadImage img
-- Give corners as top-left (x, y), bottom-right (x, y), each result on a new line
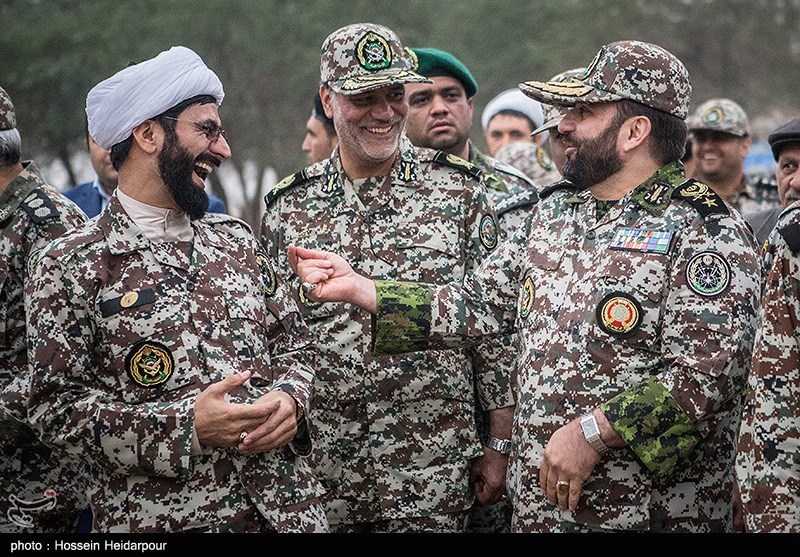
top-left (557, 480), bottom-right (569, 494)
top-left (239, 431), bottom-right (248, 443)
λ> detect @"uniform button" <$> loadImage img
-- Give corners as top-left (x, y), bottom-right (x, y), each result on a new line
top-left (586, 230), bottom-right (596, 240)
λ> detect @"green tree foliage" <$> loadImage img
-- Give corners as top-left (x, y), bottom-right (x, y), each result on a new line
top-left (3, 0), bottom-right (799, 227)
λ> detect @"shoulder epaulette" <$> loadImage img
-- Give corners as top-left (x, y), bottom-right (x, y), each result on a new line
top-left (671, 179), bottom-right (729, 218)
top-left (539, 179), bottom-right (575, 200)
top-left (21, 189), bottom-right (60, 224)
top-left (495, 189), bottom-right (539, 217)
top-left (203, 211), bottom-right (253, 234)
top-left (778, 222), bottom-right (800, 255)
top-left (265, 168), bottom-right (318, 206)
top-left (432, 151), bottom-right (483, 181)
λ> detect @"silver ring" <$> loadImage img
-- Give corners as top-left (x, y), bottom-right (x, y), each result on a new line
top-left (301, 282), bottom-right (317, 294)
top-left (239, 431), bottom-right (248, 443)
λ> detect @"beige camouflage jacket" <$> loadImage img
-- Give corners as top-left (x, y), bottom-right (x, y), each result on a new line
top-left (261, 135), bottom-right (513, 524)
top-left (0, 161), bottom-right (88, 533)
top-left (25, 195), bottom-right (325, 532)
top-left (371, 163), bottom-right (761, 532)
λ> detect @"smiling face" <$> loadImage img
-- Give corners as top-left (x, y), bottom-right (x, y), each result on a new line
top-left (775, 144), bottom-right (800, 208)
top-left (690, 129), bottom-right (751, 183)
top-left (157, 102), bottom-right (230, 219)
top-left (321, 84), bottom-right (407, 178)
top-left (404, 76), bottom-right (473, 158)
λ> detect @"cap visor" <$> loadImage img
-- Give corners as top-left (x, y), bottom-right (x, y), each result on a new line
top-left (519, 79), bottom-right (621, 109)
top-left (532, 116), bottom-right (562, 136)
top-left (332, 70), bottom-right (432, 95)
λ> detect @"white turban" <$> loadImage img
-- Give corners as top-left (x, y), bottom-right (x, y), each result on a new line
top-left (87, 46), bottom-right (224, 150)
top-left (481, 87), bottom-right (544, 132)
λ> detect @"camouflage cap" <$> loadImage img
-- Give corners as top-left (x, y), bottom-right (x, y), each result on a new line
top-left (686, 98), bottom-right (750, 137)
top-left (531, 68), bottom-right (586, 137)
top-left (320, 23), bottom-right (431, 95)
top-left (0, 86), bottom-right (16, 131)
top-left (519, 40), bottom-right (691, 119)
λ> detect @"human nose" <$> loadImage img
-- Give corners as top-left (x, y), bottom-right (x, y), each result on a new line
top-left (210, 131), bottom-right (232, 160)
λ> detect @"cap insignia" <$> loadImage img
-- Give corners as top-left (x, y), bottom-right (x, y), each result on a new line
top-left (357, 31), bottom-right (392, 71)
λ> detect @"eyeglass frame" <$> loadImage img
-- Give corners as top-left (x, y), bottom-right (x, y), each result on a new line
top-left (161, 116), bottom-right (228, 143)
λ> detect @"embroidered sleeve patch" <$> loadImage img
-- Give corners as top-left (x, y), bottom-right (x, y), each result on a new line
top-left (685, 251), bottom-right (731, 297)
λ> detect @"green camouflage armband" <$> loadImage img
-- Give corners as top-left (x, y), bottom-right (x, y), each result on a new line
top-left (601, 377), bottom-right (699, 481)
top-left (371, 280), bottom-right (432, 355)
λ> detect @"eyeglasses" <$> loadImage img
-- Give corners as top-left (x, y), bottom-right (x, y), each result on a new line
top-left (162, 116), bottom-right (228, 143)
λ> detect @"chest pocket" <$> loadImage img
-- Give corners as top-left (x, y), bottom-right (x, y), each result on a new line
top-left (587, 251), bottom-right (668, 352)
top-left (226, 293), bottom-right (274, 377)
top-left (100, 289), bottom-right (195, 404)
top-left (392, 222), bottom-right (463, 282)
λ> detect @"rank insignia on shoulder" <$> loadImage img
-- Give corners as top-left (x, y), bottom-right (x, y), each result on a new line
top-left (21, 190), bottom-right (59, 224)
top-left (100, 289), bottom-right (156, 317)
top-left (686, 251), bottom-right (731, 297)
top-left (433, 151), bottom-right (483, 180)
top-left (298, 282), bottom-right (322, 308)
top-left (519, 276), bottom-right (535, 319)
top-left (672, 179), bottom-right (729, 218)
top-left (256, 252), bottom-right (277, 297)
top-left (479, 213), bottom-right (498, 251)
top-left (610, 228), bottom-right (673, 254)
top-left (126, 340), bottom-right (174, 388)
top-left (596, 292), bottom-right (642, 337)
top-left (265, 170), bottom-right (310, 205)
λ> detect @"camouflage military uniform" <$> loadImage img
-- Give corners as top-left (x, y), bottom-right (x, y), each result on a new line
top-left (736, 201), bottom-right (800, 533)
top-left (370, 163), bottom-right (761, 532)
top-left (0, 161), bottom-right (89, 533)
top-left (25, 195), bottom-right (327, 533)
top-left (729, 172), bottom-right (780, 216)
top-left (261, 135), bottom-right (512, 529)
top-left (465, 143), bottom-right (537, 533)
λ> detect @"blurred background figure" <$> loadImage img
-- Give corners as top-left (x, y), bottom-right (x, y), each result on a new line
top-left (64, 122), bottom-right (227, 217)
top-left (686, 97), bottom-right (779, 215)
top-left (301, 92), bottom-right (338, 165)
top-left (481, 87), bottom-right (544, 157)
top-left (744, 118), bottom-right (800, 245)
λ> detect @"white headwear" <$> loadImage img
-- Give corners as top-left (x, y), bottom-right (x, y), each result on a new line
top-left (87, 46), bottom-right (224, 150)
top-left (481, 87), bottom-right (544, 132)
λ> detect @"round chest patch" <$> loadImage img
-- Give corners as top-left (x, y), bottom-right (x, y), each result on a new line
top-left (298, 282), bottom-right (321, 308)
top-left (479, 214), bottom-right (498, 251)
top-left (519, 277), bottom-right (535, 319)
top-left (686, 251), bottom-right (731, 297)
top-left (256, 252), bottom-right (277, 297)
top-left (126, 341), bottom-right (174, 388)
top-left (596, 292), bottom-right (643, 337)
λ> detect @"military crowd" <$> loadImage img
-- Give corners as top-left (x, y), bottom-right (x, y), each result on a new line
top-left (0, 21), bottom-right (797, 534)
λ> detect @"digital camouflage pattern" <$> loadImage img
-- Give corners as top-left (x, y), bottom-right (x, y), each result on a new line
top-left (320, 23), bottom-right (430, 96)
top-left (24, 195), bottom-right (327, 532)
top-left (261, 135), bottom-right (513, 528)
top-left (736, 202), bottom-right (800, 533)
top-left (686, 98), bottom-right (750, 138)
top-left (371, 163), bottom-right (761, 532)
top-left (531, 67), bottom-right (587, 136)
top-left (728, 172), bottom-right (780, 216)
top-left (0, 86), bottom-right (16, 131)
top-left (519, 41), bottom-right (691, 119)
top-left (493, 141), bottom-right (561, 189)
top-left (0, 161), bottom-right (88, 533)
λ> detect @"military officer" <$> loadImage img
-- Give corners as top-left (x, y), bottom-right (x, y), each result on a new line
top-left (288, 40), bottom-right (762, 533)
top-left (24, 46), bottom-right (327, 533)
top-left (0, 85), bottom-right (89, 533)
top-left (261, 23), bottom-right (511, 533)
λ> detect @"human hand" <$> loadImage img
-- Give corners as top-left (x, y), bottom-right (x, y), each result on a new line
top-left (236, 390), bottom-right (299, 454)
top-left (288, 243), bottom-right (377, 313)
top-left (469, 447), bottom-right (509, 505)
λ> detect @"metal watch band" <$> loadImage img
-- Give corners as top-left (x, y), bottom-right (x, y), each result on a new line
top-left (486, 436), bottom-right (512, 455)
top-left (580, 413), bottom-right (609, 454)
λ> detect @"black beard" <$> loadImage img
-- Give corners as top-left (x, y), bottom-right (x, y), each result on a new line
top-left (562, 120), bottom-right (623, 190)
top-left (158, 135), bottom-right (210, 221)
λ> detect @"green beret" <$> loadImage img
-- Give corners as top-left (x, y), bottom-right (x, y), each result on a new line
top-left (407, 47), bottom-right (478, 99)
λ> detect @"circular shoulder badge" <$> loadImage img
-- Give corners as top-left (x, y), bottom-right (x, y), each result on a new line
top-left (596, 292), bottom-right (643, 337)
top-left (256, 252), bottom-right (277, 297)
top-left (298, 282), bottom-right (322, 308)
top-left (480, 214), bottom-right (498, 251)
top-left (126, 341), bottom-right (174, 388)
top-left (686, 250), bottom-right (731, 297)
top-left (519, 277), bottom-right (535, 319)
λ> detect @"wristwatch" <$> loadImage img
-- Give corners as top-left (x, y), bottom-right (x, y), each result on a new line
top-left (486, 436), bottom-right (512, 455)
top-left (580, 413), bottom-right (609, 454)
